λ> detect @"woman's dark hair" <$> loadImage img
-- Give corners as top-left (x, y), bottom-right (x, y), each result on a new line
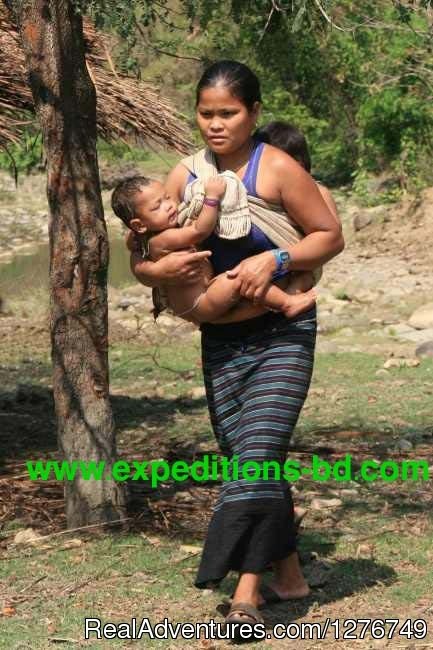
top-left (255, 121), bottom-right (311, 173)
top-left (196, 60), bottom-right (261, 111)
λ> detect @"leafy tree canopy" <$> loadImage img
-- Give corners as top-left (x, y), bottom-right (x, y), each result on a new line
top-left (12, 1), bottom-right (433, 191)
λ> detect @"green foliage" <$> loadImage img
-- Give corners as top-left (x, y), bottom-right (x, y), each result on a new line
top-left (0, 129), bottom-right (43, 176)
top-left (351, 169), bottom-right (404, 207)
top-left (333, 288), bottom-right (351, 301)
top-left (75, 0), bottom-right (160, 38)
top-left (97, 139), bottom-right (151, 164)
top-left (357, 88), bottom-right (432, 177)
top-left (168, 0), bottom-right (433, 190)
top-left (16, 0), bottom-right (433, 193)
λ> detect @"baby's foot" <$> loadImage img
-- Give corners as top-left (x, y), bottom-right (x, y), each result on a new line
top-left (282, 289), bottom-right (316, 319)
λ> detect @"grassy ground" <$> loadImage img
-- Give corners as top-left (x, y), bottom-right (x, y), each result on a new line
top-left (1, 308), bottom-right (432, 648)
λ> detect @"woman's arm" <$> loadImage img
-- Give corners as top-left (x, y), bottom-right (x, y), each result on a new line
top-left (278, 156), bottom-right (344, 268)
top-left (227, 152), bottom-right (344, 302)
top-left (130, 249), bottom-right (212, 288)
top-left (317, 183), bottom-right (339, 221)
top-left (165, 162), bottom-right (190, 202)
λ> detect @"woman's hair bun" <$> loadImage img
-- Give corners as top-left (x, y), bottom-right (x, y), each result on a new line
top-left (196, 60), bottom-right (261, 110)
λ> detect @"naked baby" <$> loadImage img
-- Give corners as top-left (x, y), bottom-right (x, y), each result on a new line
top-left (111, 175), bottom-right (316, 324)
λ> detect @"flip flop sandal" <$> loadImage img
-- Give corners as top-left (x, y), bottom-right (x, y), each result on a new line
top-left (227, 593), bottom-right (266, 609)
top-left (224, 602), bottom-right (265, 642)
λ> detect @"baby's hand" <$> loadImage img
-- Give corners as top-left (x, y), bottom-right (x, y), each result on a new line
top-left (204, 176), bottom-right (226, 200)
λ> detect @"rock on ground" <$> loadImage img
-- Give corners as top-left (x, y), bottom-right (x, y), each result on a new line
top-left (408, 303), bottom-right (433, 330)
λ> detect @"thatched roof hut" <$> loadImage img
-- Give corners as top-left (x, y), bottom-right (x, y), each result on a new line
top-left (0, 6), bottom-right (192, 153)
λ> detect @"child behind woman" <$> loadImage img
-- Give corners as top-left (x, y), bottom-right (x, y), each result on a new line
top-left (255, 121), bottom-right (339, 219)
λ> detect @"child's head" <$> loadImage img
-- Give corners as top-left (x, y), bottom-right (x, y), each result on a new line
top-left (111, 176), bottom-right (178, 234)
top-left (255, 121), bottom-right (311, 173)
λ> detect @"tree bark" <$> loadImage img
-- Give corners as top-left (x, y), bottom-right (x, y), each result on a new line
top-left (7, 0), bottom-right (127, 527)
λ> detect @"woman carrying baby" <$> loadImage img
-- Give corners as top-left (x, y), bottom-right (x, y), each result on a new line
top-left (130, 60), bottom-right (344, 633)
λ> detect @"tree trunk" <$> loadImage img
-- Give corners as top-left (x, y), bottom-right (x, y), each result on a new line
top-left (8, 0), bottom-right (127, 527)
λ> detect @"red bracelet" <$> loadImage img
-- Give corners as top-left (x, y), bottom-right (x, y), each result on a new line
top-left (203, 197), bottom-right (220, 207)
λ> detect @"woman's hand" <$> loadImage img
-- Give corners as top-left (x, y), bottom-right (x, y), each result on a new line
top-left (131, 249), bottom-right (211, 287)
top-left (226, 250), bottom-right (277, 302)
top-left (125, 230), bottom-right (142, 253)
top-left (158, 250), bottom-right (212, 285)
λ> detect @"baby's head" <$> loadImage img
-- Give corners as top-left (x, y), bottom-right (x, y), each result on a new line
top-left (255, 121), bottom-right (311, 173)
top-left (111, 176), bottom-right (178, 234)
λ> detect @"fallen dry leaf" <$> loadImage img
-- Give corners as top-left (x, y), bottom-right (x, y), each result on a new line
top-left (47, 620), bottom-right (57, 634)
top-left (383, 357), bottom-right (420, 369)
top-left (179, 544), bottom-right (201, 554)
top-left (355, 543), bottom-right (376, 558)
top-left (2, 606), bottom-right (16, 617)
top-left (62, 539), bottom-right (83, 550)
top-left (13, 528), bottom-right (42, 546)
top-left (311, 497), bottom-right (343, 510)
top-left (140, 533), bottom-right (161, 546)
top-left (198, 640), bottom-right (217, 649)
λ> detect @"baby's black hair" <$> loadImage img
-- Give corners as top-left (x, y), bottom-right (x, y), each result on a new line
top-left (111, 176), bottom-right (153, 228)
top-left (196, 60), bottom-right (261, 111)
top-left (255, 121), bottom-right (311, 173)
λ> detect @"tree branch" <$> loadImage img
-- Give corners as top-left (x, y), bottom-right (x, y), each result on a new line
top-left (258, 4), bottom-right (276, 44)
top-left (313, 0), bottom-right (346, 31)
top-left (135, 19), bottom-right (202, 62)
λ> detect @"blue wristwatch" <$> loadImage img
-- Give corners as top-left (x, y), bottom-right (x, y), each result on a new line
top-left (271, 249), bottom-right (291, 277)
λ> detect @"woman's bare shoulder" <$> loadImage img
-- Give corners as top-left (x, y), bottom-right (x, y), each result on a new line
top-left (165, 162), bottom-right (190, 202)
top-left (261, 143), bottom-right (303, 174)
top-left (260, 145), bottom-right (309, 196)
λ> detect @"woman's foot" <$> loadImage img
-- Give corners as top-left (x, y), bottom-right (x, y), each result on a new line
top-left (268, 551), bottom-right (310, 600)
top-left (228, 591), bottom-right (266, 608)
top-left (282, 289), bottom-right (316, 319)
top-left (230, 572), bottom-right (265, 619)
top-left (263, 577), bottom-right (310, 601)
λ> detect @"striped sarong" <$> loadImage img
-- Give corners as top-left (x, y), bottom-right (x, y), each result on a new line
top-left (195, 307), bottom-right (316, 588)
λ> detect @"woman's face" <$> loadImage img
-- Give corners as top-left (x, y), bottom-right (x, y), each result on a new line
top-left (196, 85), bottom-right (260, 155)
